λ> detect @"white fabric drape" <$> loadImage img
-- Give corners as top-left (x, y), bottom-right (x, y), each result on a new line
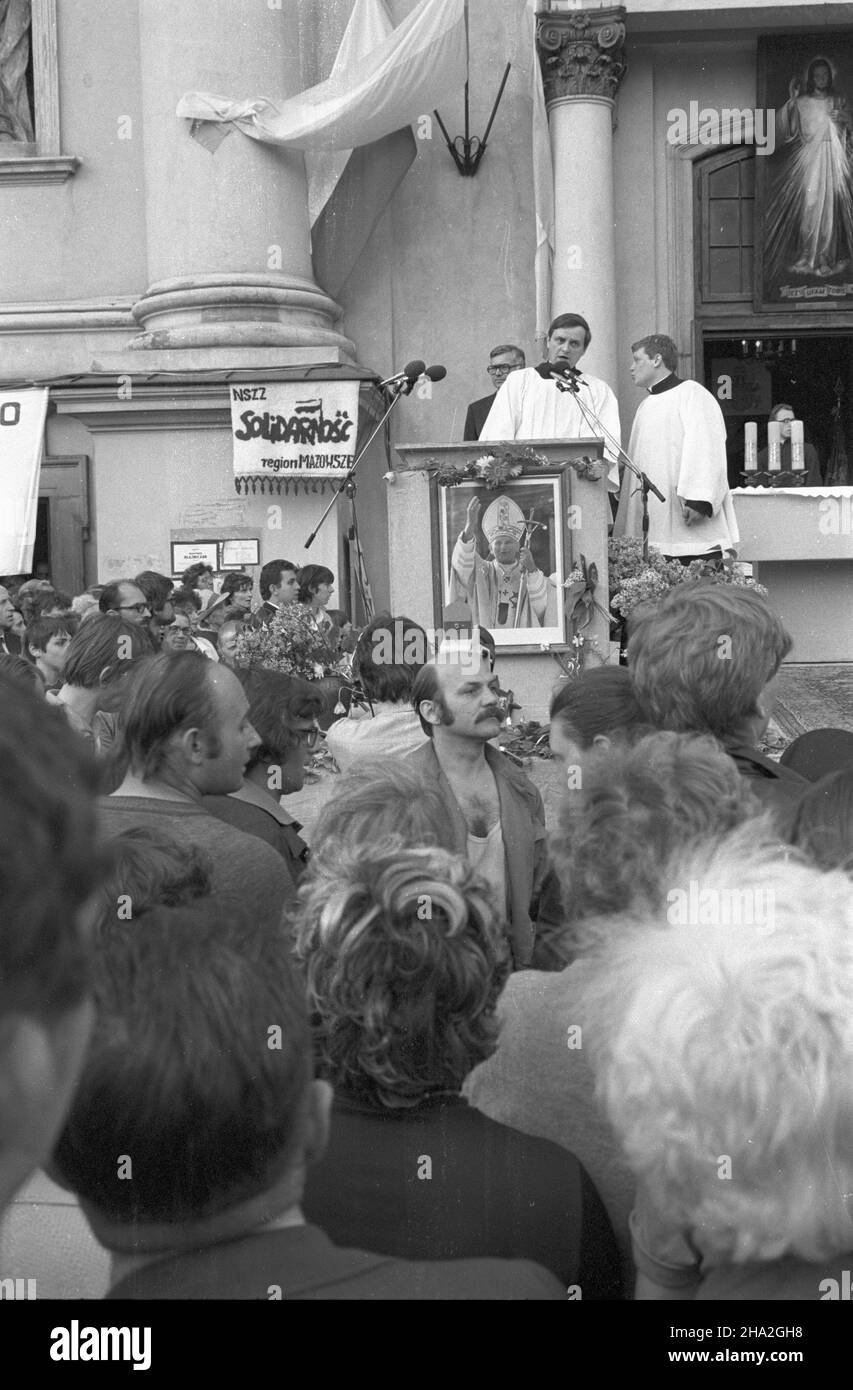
top-left (176, 0), bottom-right (467, 152)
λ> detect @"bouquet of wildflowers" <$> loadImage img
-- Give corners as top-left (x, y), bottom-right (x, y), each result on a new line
top-left (608, 536), bottom-right (768, 619)
top-left (234, 605), bottom-right (351, 681)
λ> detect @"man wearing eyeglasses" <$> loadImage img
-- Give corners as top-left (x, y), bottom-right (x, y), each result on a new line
top-left (97, 580), bottom-right (151, 625)
top-left (463, 344), bottom-right (526, 442)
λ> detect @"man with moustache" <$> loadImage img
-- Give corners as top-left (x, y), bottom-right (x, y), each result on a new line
top-left (409, 642), bottom-right (550, 969)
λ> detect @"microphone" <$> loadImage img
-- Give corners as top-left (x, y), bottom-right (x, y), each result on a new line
top-left (378, 359), bottom-right (425, 390)
top-left (424, 364), bottom-right (447, 382)
top-left (549, 362), bottom-right (583, 381)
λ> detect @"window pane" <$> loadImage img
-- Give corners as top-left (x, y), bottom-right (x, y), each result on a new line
top-left (709, 247), bottom-right (743, 296)
top-left (709, 199), bottom-right (740, 246)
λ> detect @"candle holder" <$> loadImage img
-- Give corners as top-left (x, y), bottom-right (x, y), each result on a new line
top-left (739, 471), bottom-right (807, 488)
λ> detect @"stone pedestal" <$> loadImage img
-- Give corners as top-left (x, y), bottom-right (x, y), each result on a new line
top-left (132, 0), bottom-right (351, 354)
top-left (536, 7), bottom-right (627, 386)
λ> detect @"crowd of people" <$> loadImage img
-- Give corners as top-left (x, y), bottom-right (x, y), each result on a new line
top-left (1, 544), bottom-right (852, 1303)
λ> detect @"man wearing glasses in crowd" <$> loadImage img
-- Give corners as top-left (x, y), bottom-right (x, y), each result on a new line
top-left (463, 344), bottom-right (526, 442)
top-left (98, 580), bottom-right (151, 625)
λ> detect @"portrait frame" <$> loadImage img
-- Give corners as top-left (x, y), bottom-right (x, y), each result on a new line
top-left (430, 471), bottom-right (570, 654)
top-left (755, 32), bottom-right (853, 310)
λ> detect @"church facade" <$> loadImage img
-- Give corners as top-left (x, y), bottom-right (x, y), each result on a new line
top-left (1, 0), bottom-right (850, 707)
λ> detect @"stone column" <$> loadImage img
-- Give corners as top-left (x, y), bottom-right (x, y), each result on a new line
top-left (132, 0), bottom-right (350, 353)
top-left (536, 7), bottom-right (627, 386)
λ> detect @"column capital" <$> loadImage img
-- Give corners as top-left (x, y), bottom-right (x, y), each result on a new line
top-left (536, 6), bottom-right (627, 106)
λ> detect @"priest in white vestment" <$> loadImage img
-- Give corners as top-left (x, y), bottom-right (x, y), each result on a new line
top-left (450, 494), bottom-right (549, 629)
top-left (480, 313), bottom-right (621, 491)
top-left (613, 334), bottom-right (739, 559)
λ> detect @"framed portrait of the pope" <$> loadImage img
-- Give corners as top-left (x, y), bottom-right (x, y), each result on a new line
top-left (432, 473), bottom-right (568, 652)
top-left (755, 32), bottom-right (853, 308)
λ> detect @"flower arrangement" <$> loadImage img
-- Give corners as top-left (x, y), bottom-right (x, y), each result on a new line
top-left (234, 605), bottom-right (351, 682)
top-left (608, 536), bottom-right (768, 619)
top-left (425, 446), bottom-right (602, 488)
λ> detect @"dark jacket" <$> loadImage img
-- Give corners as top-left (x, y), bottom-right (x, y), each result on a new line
top-left (722, 736), bottom-right (808, 820)
top-left (463, 393), bottom-right (497, 442)
top-left (407, 740), bottom-right (548, 968)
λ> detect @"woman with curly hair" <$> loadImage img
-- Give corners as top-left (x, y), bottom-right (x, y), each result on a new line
top-left (295, 840), bottom-right (622, 1296)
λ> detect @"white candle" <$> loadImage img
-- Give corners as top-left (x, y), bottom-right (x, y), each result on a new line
top-left (790, 420), bottom-right (805, 470)
top-left (744, 422), bottom-right (758, 470)
top-left (767, 422), bottom-right (782, 471)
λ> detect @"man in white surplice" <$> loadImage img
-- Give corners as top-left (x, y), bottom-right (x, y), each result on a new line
top-left (480, 313), bottom-right (622, 492)
top-left (613, 334), bottom-right (739, 561)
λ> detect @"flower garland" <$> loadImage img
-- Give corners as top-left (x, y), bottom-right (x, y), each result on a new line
top-left (426, 447), bottom-right (605, 488)
top-left (234, 605), bottom-right (351, 681)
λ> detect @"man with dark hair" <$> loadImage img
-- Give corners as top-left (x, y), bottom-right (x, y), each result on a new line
top-left (98, 579), bottom-right (151, 625)
top-left (135, 570), bottom-right (175, 647)
top-left (629, 580), bottom-right (806, 813)
top-left (0, 672), bottom-right (106, 1217)
top-left (464, 343), bottom-right (526, 442)
top-left (325, 613), bottom-right (429, 772)
top-left (480, 314), bottom-right (621, 489)
top-left (48, 612), bottom-right (154, 748)
top-left (52, 900), bottom-right (562, 1299)
top-left (251, 558), bottom-right (300, 627)
top-left (103, 651), bottom-right (297, 921)
top-left (614, 333), bottom-right (738, 563)
top-left (409, 642), bottom-right (551, 969)
top-left (26, 614), bottom-right (75, 690)
top-left (0, 583), bottom-right (23, 655)
top-left (204, 666), bottom-right (323, 883)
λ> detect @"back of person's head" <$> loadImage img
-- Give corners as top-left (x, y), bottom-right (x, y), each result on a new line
top-left (259, 558), bottom-right (296, 601)
top-left (70, 593), bottom-right (99, 621)
top-left (134, 570), bottom-right (174, 614)
top-left (629, 581), bottom-right (792, 739)
top-left (181, 562), bottom-right (213, 590)
top-left (294, 843), bottom-right (511, 1109)
top-left (120, 651), bottom-right (219, 779)
top-left (0, 674), bottom-right (107, 1211)
top-left (219, 572), bottom-right (253, 601)
top-left (353, 612), bottom-right (428, 704)
top-left (97, 581), bottom-right (125, 615)
top-left (553, 730), bottom-right (763, 954)
top-left (779, 728), bottom-right (853, 784)
top-left (582, 836), bottom-right (853, 1267)
top-left (62, 613), bottom-right (154, 691)
top-left (53, 900), bottom-right (315, 1243)
top-left (239, 666), bottom-right (324, 769)
top-left (550, 666), bottom-right (647, 747)
top-left (171, 586), bottom-right (202, 616)
top-left (93, 826), bottom-right (214, 938)
top-left (297, 564), bottom-right (333, 605)
top-left (788, 768), bottom-right (853, 873)
top-left (18, 588), bottom-right (55, 624)
top-left (0, 652), bottom-right (45, 694)
top-left (312, 757), bottom-right (457, 854)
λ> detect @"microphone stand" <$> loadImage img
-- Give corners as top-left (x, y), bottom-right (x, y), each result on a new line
top-left (553, 372), bottom-right (665, 563)
top-left (304, 381), bottom-right (408, 551)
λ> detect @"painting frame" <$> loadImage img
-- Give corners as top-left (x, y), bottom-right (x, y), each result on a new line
top-left (430, 471), bottom-right (570, 654)
top-left (755, 31), bottom-right (853, 311)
